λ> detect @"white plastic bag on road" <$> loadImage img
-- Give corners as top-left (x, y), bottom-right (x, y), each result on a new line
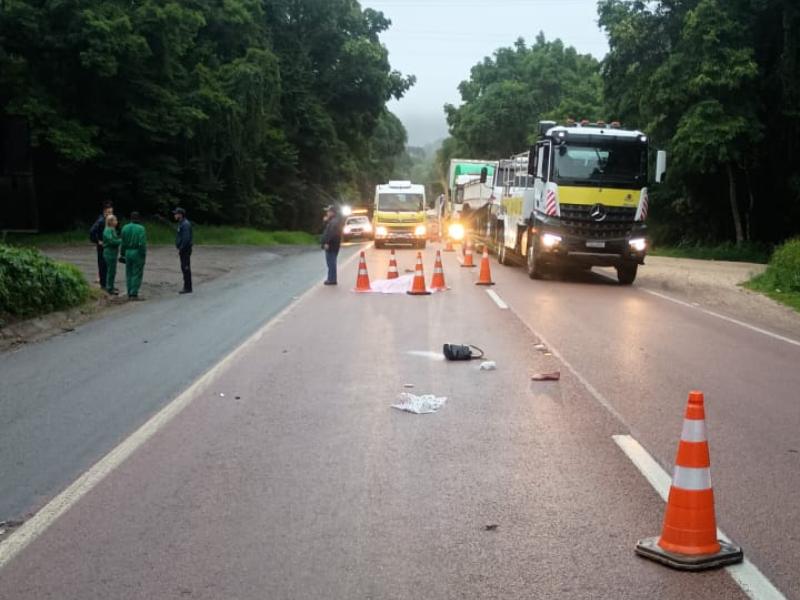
top-left (391, 392), bottom-right (447, 414)
top-left (479, 361), bottom-right (497, 371)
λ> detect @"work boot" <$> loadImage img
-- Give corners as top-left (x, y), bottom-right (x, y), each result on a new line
top-left (179, 289), bottom-right (192, 294)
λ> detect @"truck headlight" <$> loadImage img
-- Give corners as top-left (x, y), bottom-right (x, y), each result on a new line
top-left (448, 223), bottom-right (465, 241)
top-left (629, 238), bottom-right (647, 252)
top-left (376, 226), bottom-right (388, 237)
top-left (415, 225), bottom-right (427, 236)
top-left (541, 233), bottom-right (562, 248)
top-left (363, 223), bottom-right (373, 233)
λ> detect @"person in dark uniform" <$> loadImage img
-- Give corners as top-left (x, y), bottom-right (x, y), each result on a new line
top-left (173, 207), bottom-right (193, 294)
top-left (89, 201), bottom-right (114, 287)
top-left (320, 205), bottom-right (342, 285)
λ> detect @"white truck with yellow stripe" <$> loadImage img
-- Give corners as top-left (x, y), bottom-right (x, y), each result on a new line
top-left (495, 120), bottom-right (666, 284)
top-left (373, 181), bottom-right (428, 249)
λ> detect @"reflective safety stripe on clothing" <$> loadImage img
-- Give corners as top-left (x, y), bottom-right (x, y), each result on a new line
top-left (672, 466), bottom-right (712, 491)
top-left (681, 419), bottom-right (707, 442)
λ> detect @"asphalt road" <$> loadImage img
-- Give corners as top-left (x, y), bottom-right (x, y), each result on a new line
top-left (0, 245), bottom-right (357, 521)
top-left (0, 243), bottom-right (797, 598)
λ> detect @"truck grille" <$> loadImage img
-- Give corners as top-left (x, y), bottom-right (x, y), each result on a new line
top-left (558, 204), bottom-right (637, 239)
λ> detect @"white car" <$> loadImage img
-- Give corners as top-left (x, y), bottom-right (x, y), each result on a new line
top-left (342, 215), bottom-right (373, 241)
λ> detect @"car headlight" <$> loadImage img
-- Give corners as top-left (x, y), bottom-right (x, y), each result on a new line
top-left (629, 238), bottom-right (647, 252)
top-left (343, 226), bottom-right (352, 234)
top-left (541, 233), bottom-right (562, 248)
top-left (415, 225), bottom-right (427, 236)
top-left (448, 223), bottom-right (465, 241)
top-left (375, 226), bottom-right (388, 237)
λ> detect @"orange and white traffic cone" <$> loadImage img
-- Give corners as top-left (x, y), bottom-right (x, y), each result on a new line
top-left (387, 249), bottom-right (399, 280)
top-left (475, 245), bottom-right (495, 286)
top-left (635, 391), bottom-right (743, 570)
top-left (444, 238), bottom-right (455, 252)
top-left (407, 252), bottom-right (431, 296)
top-left (353, 251), bottom-right (372, 292)
top-left (461, 239), bottom-right (476, 268)
top-left (429, 250), bottom-right (447, 291)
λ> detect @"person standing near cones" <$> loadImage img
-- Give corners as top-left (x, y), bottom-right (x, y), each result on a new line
top-left (321, 205), bottom-right (342, 285)
top-left (120, 212), bottom-right (147, 300)
top-left (173, 207), bottom-right (193, 294)
top-left (101, 214), bottom-right (122, 295)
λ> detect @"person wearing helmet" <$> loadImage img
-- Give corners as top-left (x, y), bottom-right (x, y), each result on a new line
top-left (320, 205), bottom-right (343, 285)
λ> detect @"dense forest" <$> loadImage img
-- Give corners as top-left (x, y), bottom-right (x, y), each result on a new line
top-left (0, 0), bottom-right (413, 230)
top-left (440, 0), bottom-right (800, 246)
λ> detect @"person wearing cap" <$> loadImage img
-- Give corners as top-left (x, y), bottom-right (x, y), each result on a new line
top-left (320, 205), bottom-right (343, 285)
top-left (120, 212), bottom-right (147, 299)
top-left (173, 207), bottom-right (193, 294)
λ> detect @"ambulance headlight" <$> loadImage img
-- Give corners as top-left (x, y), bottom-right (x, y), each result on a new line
top-left (629, 238), bottom-right (647, 252)
top-left (541, 233), bottom-right (562, 248)
top-left (448, 223), bottom-right (465, 241)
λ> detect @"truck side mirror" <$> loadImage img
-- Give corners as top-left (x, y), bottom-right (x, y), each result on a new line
top-left (480, 167), bottom-right (488, 184)
top-left (655, 150), bottom-right (667, 183)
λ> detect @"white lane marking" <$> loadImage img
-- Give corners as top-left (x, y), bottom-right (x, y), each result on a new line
top-left (613, 435), bottom-right (787, 600)
top-left (0, 249), bottom-right (364, 570)
top-left (485, 289), bottom-right (508, 309)
top-left (641, 288), bottom-right (800, 348)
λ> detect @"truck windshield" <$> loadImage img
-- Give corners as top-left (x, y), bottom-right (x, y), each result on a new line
top-left (378, 193), bottom-right (424, 211)
top-left (554, 143), bottom-right (646, 188)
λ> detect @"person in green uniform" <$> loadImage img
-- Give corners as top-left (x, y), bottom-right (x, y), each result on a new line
top-left (102, 214), bottom-right (122, 295)
top-left (120, 212), bottom-right (147, 299)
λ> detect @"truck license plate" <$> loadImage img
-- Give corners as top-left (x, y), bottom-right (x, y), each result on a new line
top-left (586, 241), bottom-right (606, 249)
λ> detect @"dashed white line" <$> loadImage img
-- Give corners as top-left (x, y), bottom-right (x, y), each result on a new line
top-left (641, 288), bottom-right (800, 348)
top-left (485, 289), bottom-right (508, 309)
top-left (613, 434), bottom-right (787, 600)
top-left (0, 249), bottom-right (364, 571)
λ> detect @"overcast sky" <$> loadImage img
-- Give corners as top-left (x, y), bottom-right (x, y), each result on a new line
top-left (364, 0), bottom-right (609, 147)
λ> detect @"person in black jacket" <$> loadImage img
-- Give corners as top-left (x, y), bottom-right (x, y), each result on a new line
top-left (88, 201), bottom-right (114, 287)
top-left (320, 205), bottom-right (342, 285)
top-left (173, 207), bottom-right (193, 294)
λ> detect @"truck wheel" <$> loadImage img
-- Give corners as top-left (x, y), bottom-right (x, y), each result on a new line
top-left (526, 237), bottom-right (545, 279)
top-left (497, 243), bottom-right (510, 266)
top-left (616, 263), bottom-right (638, 285)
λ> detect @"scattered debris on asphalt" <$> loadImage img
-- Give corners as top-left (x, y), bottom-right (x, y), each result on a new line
top-left (479, 361), bottom-right (497, 371)
top-left (484, 524), bottom-right (499, 531)
top-left (219, 393), bottom-right (225, 397)
top-left (391, 393), bottom-right (447, 414)
top-left (531, 371), bottom-right (561, 381)
top-left (235, 396), bottom-right (241, 400)
top-left (534, 343), bottom-right (547, 352)
top-left (406, 350), bottom-right (446, 361)
top-left (403, 383), bottom-right (415, 388)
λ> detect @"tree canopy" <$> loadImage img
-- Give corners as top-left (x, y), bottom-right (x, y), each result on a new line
top-left (0, 0), bottom-right (414, 230)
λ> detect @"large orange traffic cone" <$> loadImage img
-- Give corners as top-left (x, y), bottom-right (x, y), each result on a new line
top-left (635, 391), bottom-right (743, 570)
top-left (353, 251), bottom-right (372, 292)
top-left (443, 238), bottom-right (455, 252)
top-left (475, 245), bottom-right (495, 286)
top-left (430, 250), bottom-right (447, 291)
top-left (387, 249), bottom-right (399, 279)
top-left (407, 252), bottom-right (431, 296)
top-left (461, 239), bottom-right (476, 268)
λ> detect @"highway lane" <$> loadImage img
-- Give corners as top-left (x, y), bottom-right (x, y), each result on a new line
top-left (0, 245), bottom-right (359, 522)
top-left (488, 256), bottom-right (800, 597)
top-left (0, 245), bottom-right (746, 599)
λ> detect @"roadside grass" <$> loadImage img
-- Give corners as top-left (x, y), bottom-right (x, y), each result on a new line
top-left (650, 242), bottom-right (770, 264)
top-left (744, 238), bottom-right (800, 313)
top-left (4, 222), bottom-right (318, 247)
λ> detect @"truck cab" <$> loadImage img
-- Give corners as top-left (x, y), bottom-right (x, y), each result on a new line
top-left (373, 181), bottom-right (427, 249)
top-left (496, 120), bottom-right (666, 285)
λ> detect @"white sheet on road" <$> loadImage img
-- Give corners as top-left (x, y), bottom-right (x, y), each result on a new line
top-left (357, 273), bottom-right (448, 295)
top-left (391, 393), bottom-right (447, 414)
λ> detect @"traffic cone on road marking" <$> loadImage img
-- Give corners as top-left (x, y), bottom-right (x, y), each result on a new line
top-left (444, 238), bottom-right (455, 252)
top-left (475, 245), bottom-right (495, 286)
top-left (407, 252), bottom-right (431, 295)
top-left (387, 249), bottom-right (399, 279)
top-left (635, 391), bottom-right (743, 571)
top-left (461, 239), bottom-right (476, 268)
top-left (353, 251), bottom-right (372, 292)
top-left (430, 250), bottom-right (447, 291)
